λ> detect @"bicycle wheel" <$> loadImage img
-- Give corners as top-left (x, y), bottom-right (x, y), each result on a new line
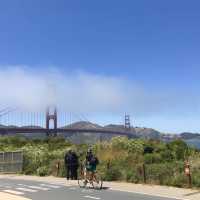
top-left (78, 169), bottom-right (87, 188)
top-left (78, 177), bottom-right (87, 188)
top-left (92, 173), bottom-right (103, 190)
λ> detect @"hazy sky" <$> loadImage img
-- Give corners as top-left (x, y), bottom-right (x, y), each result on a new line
top-left (0, 0), bottom-right (200, 133)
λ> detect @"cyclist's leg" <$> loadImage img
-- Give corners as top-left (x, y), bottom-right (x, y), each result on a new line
top-left (84, 168), bottom-right (88, 180)
top-left (86, 168), bottom-right (92, 182)
top-left (90, 165), bottom-right (96, 181)
top-left (91, 171), bottom-right (95, 182)
top-left (88, 171), bottom-right (93, 182)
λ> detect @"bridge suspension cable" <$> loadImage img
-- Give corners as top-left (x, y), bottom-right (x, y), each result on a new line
top-left (0, 107), bottom-right (17, 117)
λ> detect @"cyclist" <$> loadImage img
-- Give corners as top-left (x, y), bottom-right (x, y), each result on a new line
top-left (85, 148), bottom-right (99, 182)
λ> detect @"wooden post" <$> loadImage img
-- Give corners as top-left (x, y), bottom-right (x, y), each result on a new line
top-left (56, 161), bottom-right (60, 177)
top-left (107, 160), bottom-right (111, 170)
top-left (188, 173), bottom-right (192, 188)
top-left (142, 163), bottom-right (146, 183)
top-left (184, 161), bottom-right (192, 188)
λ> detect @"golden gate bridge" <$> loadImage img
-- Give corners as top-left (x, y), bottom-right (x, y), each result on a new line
top-left (0, 106), bottom-right (134, 138)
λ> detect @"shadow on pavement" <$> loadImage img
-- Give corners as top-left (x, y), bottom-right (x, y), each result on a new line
top-left (185, 191), bottom-right (200, 196)
top-left (91, 186), bottom-right (110, 191)
top-left (101, 186), bottom-right (110, 190)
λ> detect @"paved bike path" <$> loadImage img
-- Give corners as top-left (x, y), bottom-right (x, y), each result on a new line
top-left (0, 175), bottom-right (199, 200)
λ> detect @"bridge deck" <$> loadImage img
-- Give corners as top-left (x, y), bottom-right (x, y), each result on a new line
top-left (0, 127), bottom-right (134, 137)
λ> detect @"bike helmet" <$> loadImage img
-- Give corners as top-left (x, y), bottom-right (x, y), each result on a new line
top-left (87, 148), bottom-right (92, 153)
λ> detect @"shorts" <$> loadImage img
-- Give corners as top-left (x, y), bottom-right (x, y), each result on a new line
top-left (86, 165), bottom-right (96, 172)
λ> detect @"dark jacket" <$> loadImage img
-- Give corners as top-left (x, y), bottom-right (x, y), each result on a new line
top-left (65, 151), bottom-right (79, 168)
top-left (86, 153), bottom-right (99, 166)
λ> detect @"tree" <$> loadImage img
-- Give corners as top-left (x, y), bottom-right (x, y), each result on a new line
top-left (168, 140), bottom-right (188, 160)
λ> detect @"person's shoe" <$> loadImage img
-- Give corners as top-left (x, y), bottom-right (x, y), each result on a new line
top-left (84, 180), bottom-right (88, 186)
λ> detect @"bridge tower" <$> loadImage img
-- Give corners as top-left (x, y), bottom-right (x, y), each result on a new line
top-left (125, 114), bottom-right (131, 130)
top-left (46, 106), bottom-right (57, 136)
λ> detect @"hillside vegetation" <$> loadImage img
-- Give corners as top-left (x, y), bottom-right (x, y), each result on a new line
top-left (0, 136), bottom-right (200, 188)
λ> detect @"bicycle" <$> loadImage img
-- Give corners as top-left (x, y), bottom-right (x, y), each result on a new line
top-left (78, 164), bottom-right (103, 190)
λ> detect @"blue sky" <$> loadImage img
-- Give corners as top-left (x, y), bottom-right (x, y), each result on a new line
top-left (0, 0), bottom-right (200, 133)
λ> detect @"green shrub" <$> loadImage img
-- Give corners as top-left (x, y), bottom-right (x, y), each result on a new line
top-left (1, 136), bottom-right (200, 189)
top-left (104, 167), bottom-right (122, 181)
top-left (192, 170), bottom-right (200, 187)
top-left (170, 174), bottom-right (187, 188)
top-left (126, 168), bottom-right (141, 183)
top-left (168, 140), bottom-right (189, 160)
top-left (37, 166), bottom-right (49, 176)
top-left (144, 153), bottom-right (162, 164)
top-left (146, 163), bottom-right (175, 185)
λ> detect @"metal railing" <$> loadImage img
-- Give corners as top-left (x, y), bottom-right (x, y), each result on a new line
top-left (0, 151), bottom-right (23, 173)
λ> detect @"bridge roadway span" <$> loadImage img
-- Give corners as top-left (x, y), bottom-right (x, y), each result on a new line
top-left (0, 127), bottom-right (134, 137)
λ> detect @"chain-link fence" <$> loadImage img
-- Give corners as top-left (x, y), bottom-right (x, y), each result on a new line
top-left (0, 151), bottom-right (23, 173)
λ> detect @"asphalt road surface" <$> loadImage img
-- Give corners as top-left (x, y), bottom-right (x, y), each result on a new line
top-left (0, 178), bottom-right (179, 200)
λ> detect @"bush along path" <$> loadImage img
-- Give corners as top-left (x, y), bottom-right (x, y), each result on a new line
top-left (0, 136), bottom-right (200, 188)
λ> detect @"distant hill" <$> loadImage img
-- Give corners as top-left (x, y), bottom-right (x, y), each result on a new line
top-left (0, 124), bottom-right (6, 128)
top-left (135, 127), bottom-right (162, 140)
top-left (104, 124), bottom-right (136, 134)
top-left (104, 124), bottom-right (127, 131)
top-left (179, 132), bottom-right (200, 140)
top-left (177, 132), bottom-right (200, 149)
top-left (60, 121), bottom-right (136, 144)
top-left (4, 125), bottom-right (18, 128)
top-left (185, 138), bottom-right (200, 149)
top-left (62, 121), bottom-right (102, 129)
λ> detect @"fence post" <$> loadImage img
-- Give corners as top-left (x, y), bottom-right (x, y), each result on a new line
top-left (56, 161), bottom-right (60, 177)
top-left (184, 161), bottom-right (192, 188)
top-left (107, 160), bottom-right (111, 170)
top-left (3, 152), bottom-right (4, 172)
top-left (142, 163), bottom-right (146, 183)
top-left (12, 152), bottom-right (14, 163)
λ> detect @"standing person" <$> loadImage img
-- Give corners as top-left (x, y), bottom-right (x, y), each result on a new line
top-left (64, 149), bottom-right (73, 180)
top-left (71, 150), bottom-right (79, 180)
